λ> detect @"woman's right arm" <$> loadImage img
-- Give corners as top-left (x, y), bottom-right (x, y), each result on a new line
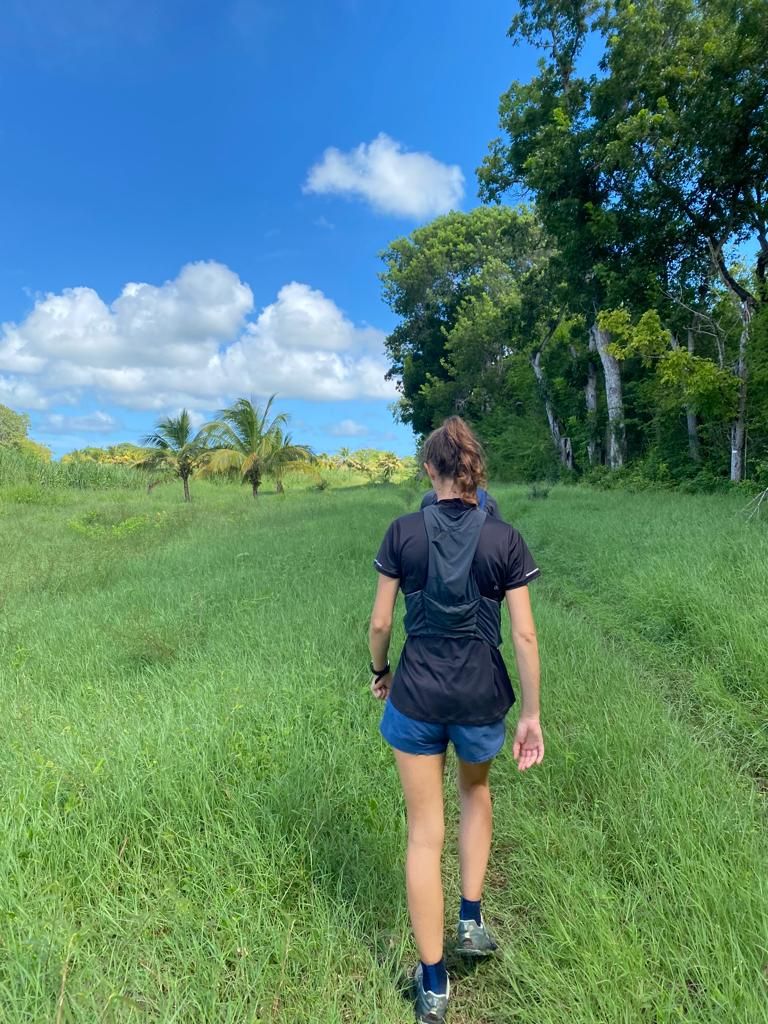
top-left (505, 586), bottom-right (544, 770)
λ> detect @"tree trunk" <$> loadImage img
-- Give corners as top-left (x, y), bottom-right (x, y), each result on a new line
top-left (575, 339), bottom-right (600, 465)
top-left (275, 479), bottom-right (284, 494)
top-left (705, 238), bottom-right (756, 482)
top-left (182, 474), bottom-right (191, 502)
top-left (561, 436), bottom-right (574, 471)
top-left (685, 329), bottom-right (701, 463)
top-left (590, 322), bottom-right (625, 469)
top-left (730, 302), bottom-right (751, 482)
top-left (687, 409), bottom-right (701, 463)
top-left (531, 350), bottom-right (573, 470)
top-left (585, 340), bottom-right (600, 466)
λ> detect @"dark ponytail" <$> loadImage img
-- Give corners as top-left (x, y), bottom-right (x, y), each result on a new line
top-left (422, 416), bottom-right (487, 500)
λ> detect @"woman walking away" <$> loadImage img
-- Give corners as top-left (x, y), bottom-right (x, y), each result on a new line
top-left (369, 416), bottom-right (543, 1023)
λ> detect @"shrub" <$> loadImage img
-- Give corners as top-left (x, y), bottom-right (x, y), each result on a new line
top-left (527, 482), bottom-right (551, 499)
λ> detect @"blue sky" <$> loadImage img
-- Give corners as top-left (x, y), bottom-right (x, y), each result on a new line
top-left (0, 0), bottom-right (545, 458)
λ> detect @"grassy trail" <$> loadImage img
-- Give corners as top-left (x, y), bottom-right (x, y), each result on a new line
top-left (0, 482), bottom-right (765, 1023)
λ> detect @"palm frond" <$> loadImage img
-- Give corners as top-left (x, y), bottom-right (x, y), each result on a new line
top-left (202, 420), bottom-right (243, 451)
top-left (256, 394), bottom-right (278, 436)
top-left (134, 450), bottom-right (180, 472)
top-left (141, 432), bottom-right (172, 450)
top-left (142, 409), bottom-right (197, 451)
top-left (262, 435), bottom-right (314, 476)
top-left (197, 448), bottom-right (245, 477)
top-left (271, 460), bottom-right (318, 481)
top-left (217, 399), bottom-right (259, 449)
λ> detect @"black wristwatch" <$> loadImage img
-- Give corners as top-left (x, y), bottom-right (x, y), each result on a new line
top-left (370, 661), bottom-right (391, 681)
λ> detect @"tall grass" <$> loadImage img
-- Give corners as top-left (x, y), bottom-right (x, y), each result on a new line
top-left (0, 481), bottom-right (765, 1022)
top-left (501, 484), bottom-right (768, 781)
top-left (0, 448), bottom-right (148, 491)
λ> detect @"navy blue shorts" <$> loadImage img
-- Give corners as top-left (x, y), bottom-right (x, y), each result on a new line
top-left (380, 699), bottom-right (505, 764)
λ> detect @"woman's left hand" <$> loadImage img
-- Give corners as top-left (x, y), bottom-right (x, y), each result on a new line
top-left (512, 715), bottom-right (544, 771)
top-left (370, 672), bottom-right (392, 700)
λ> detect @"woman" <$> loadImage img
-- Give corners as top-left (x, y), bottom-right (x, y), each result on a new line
top-left (369, 416), bottom-right (543, 1023)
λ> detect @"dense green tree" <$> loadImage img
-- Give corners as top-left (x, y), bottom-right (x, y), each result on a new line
top-left (380, 206), bottom-right (548, 436)
top-left (381, 207), bottom-right (598, 474)
top-left (590, 0), bottom-right (768, 479)
top-left (0, 403), bottom-right (51, 460)
top-left (478, 0), bottom-right (639, 468)
top-left (0, 403), bottom-right (30, 446)
top-left (478, 0), bottom-right (767, 480)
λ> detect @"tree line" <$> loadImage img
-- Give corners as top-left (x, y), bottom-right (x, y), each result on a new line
top-left (0, 398), bottom-right (413, 500)
top-left (380, 0), bottom-right (768, 489)
top-left (134, 401), bottom-right (411, 500)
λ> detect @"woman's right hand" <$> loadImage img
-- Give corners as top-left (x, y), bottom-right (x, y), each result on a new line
top-left (513, 715), bottom-right (544, 771)
top-left (370, 672), bottom-right (392, 700)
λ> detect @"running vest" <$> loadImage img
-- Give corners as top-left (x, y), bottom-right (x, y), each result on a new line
top-left (403, 504), bottom-right (502, 648)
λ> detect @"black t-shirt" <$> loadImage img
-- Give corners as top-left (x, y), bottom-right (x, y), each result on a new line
top-left (374, 498), bottom-right (540, 725)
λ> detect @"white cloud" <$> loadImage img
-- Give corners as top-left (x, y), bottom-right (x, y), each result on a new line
top-left (0, 262), bottom-right (396, 418)
top-left (328, 418), bottom-right (368, 437)
top-left (42, 410), bottom-right (118, 434)
top-left (304, 133), bottom-right (464, 219)
top-left (185, 408), bottom-right (209, 432)
top-left (0, 261), bottom-right (252, 378)
top-left (0, 375), bottom-right (51, 410)
top-left (248, 282), bottom-right (374, 353)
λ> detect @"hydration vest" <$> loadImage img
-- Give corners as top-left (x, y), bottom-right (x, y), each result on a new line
top-left (403, 503), bottom-right (502, 648)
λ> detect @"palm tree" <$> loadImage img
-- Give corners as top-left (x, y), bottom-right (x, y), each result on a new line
top-left (378, 452), bottom-right (401, 483)
top-left (201, 396), bottom-right (312, 497)
top-left (335, 447), bottom-right (353, 469)
top-left (140, 410), bottom-right (208, 502)
top-left (262, 425), bottom-right (314, 493)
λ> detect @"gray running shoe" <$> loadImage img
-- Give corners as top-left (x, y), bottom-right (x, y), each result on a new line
top-left (414, 963), bottom-right (450, 1023)
top-left (456, 917), bottom-right (499, 957)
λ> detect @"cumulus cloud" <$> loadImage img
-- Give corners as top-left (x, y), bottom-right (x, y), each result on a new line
top-left (247, 282), bottom-right (381, 353)
top-left (328, 418), bottom-right (368, 438)
top-left (0, 261), bottom-right (395, 417)
top-left (304, 133), bottom-right (464, 219)
top-left (0, 375), bottom-right (51, 410)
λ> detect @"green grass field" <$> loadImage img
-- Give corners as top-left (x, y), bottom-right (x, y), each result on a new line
top-left (0, 478), bottom-right (766, 1023)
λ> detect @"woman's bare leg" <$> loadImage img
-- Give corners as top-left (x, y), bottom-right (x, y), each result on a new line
top-left (457, 758), bottom-right (493, 902)
top-left (394, 749), bottom-right (446, 964)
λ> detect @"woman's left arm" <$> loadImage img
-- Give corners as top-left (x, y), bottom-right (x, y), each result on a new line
top-left (369, 574), bottom-right (400, 699)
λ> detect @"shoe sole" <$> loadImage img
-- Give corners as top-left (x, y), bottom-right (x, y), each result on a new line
top-left (454, 944), bottom-right (499, 958)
